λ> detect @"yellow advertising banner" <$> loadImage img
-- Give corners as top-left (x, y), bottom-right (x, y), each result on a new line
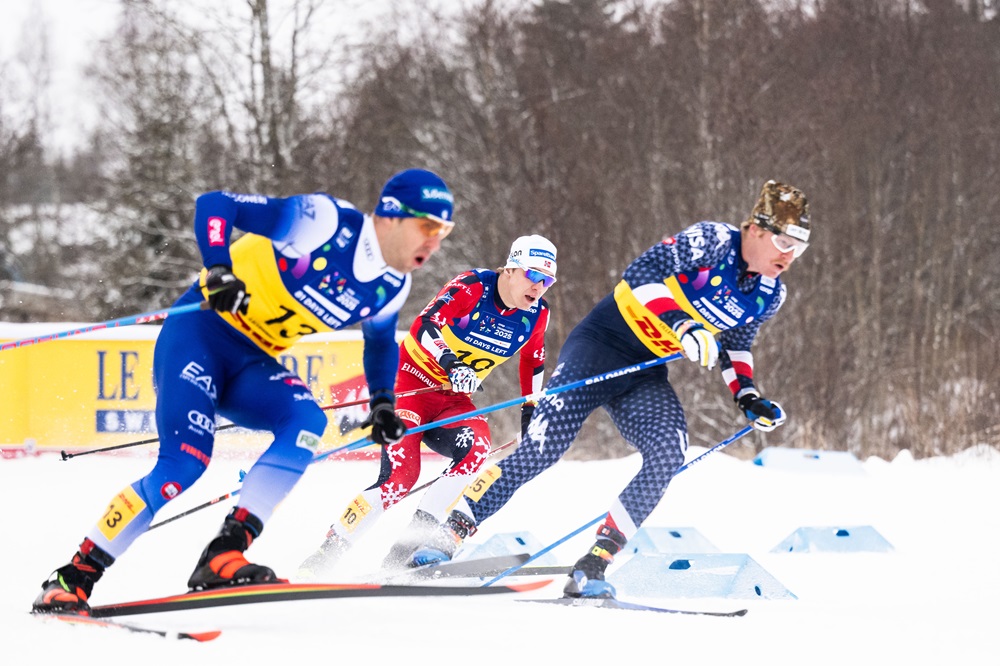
top-left (0, 323), bottom-right (379, 456)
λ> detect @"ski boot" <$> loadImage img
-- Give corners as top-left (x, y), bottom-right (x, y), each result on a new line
top-left (188, 508), bottom-right (284, 591)
top-left (563, 524), bottom-right (627, 599)
top-left (296, 529), bottom-right (351, 580)
top-left (381, 509), bottom-right (440, 571)
top-left (33, 538), bottom-right (114, 614)
top-left (408, 509), bottom-right (477, 568)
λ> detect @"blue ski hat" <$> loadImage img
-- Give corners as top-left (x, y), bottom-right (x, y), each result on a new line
top-left (375, 168), bottom-right (454, 224)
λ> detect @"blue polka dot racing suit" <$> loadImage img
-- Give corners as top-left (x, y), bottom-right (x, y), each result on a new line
top-left (459, 222), bottom-right (786, 549)
top-left (85, 191), bottom-right (411, 560)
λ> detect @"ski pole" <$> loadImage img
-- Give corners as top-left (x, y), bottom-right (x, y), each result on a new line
top-left (148, 490), bottom-right (241, 530)
top-left (143, 355), bottom-right (681, 528)
top-left (60, 384), bottom-right (449, 460)
top-left (313, 353), bottom-right (683, 463)
top-left (481, 424), bottom-right (755, 587)
top-left (0, 301), bottom-right (209, 351)
top-left (147, 436), bottom-right (520, 529)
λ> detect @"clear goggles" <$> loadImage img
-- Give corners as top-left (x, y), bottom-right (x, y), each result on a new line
top-left (769, 232), bottom-right (809, 258)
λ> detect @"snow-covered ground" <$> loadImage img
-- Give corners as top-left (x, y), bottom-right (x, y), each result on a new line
top-left (3, 441), bottom-right (999, 665)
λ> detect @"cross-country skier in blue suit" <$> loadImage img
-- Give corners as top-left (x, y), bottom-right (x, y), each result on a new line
top-left (33, 169), bottom-right (455, 613)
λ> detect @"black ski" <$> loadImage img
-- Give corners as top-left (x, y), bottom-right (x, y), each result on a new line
top-left (33, 611), bottom-right (222, 641)
top-left (89, 578), bottom-right (552, 619)
top-left (520, 597), bottom-right (748, 617)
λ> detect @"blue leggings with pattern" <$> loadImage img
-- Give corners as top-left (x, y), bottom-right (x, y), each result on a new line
top-left (468, 327), bottom-right (688, 538)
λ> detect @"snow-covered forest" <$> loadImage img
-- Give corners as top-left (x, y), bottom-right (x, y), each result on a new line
top-left (1, 0), bottom-right (998, 460)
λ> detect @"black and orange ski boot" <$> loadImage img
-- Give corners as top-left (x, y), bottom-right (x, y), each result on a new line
top-left (33, 538), bottom-right (115, 614)
top-left (187, 508), bottom-right (285, 591)
top-left (563, 524), bottom-right (627, 599)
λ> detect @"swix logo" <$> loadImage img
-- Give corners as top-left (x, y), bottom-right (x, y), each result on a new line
top-left (207, 217), bottom-right (227, 246)
top-left (283, 377), bottom-right (308, 389)
top-left (160, 482), bottom-right (183, 500)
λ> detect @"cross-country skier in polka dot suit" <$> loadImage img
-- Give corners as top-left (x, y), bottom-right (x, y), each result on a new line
top-left (417, 180), bottom-right (811, 598)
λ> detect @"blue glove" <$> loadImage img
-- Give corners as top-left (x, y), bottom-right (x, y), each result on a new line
top-left (737, 392), bottom-right (786, 432)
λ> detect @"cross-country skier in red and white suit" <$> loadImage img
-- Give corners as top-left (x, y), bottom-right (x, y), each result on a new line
top-left (297, 235), bottom-right (557, 578)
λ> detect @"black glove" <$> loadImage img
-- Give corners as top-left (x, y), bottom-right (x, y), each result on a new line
top-left (736, 392), bottom-right (786, 433)
top-left (361, 395), bottom-right (406, 445)
top-left (204, 265), bottom-right (250, 315)
top-left (520, 402), bottom-right (535, 440)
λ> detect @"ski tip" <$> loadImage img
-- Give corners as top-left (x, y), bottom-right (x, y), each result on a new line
top-left (505, 578), bottom-right (554, 592)
top-left (182, 629), bottom-right (223, 642)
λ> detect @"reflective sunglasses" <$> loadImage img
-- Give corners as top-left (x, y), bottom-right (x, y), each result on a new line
top-left (769, 232), bottom-right (809, 258)
top-left (381, 196), bottom-right (455, 239)
top-left (512, 259), bottom-right (557, 288)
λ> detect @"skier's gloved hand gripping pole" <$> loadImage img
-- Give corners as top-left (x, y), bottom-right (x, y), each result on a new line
top-left (481, 423), bottom-right (756, 588)
top-left (0, 301), bottom-right (208, 352)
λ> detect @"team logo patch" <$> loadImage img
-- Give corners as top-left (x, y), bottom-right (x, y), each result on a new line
top-left (295, 430), bottom-right (322, 451)
top-left (160, 482), bottom-right (183, 500)
top-left (207, 217), bottom-right (227, 246)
